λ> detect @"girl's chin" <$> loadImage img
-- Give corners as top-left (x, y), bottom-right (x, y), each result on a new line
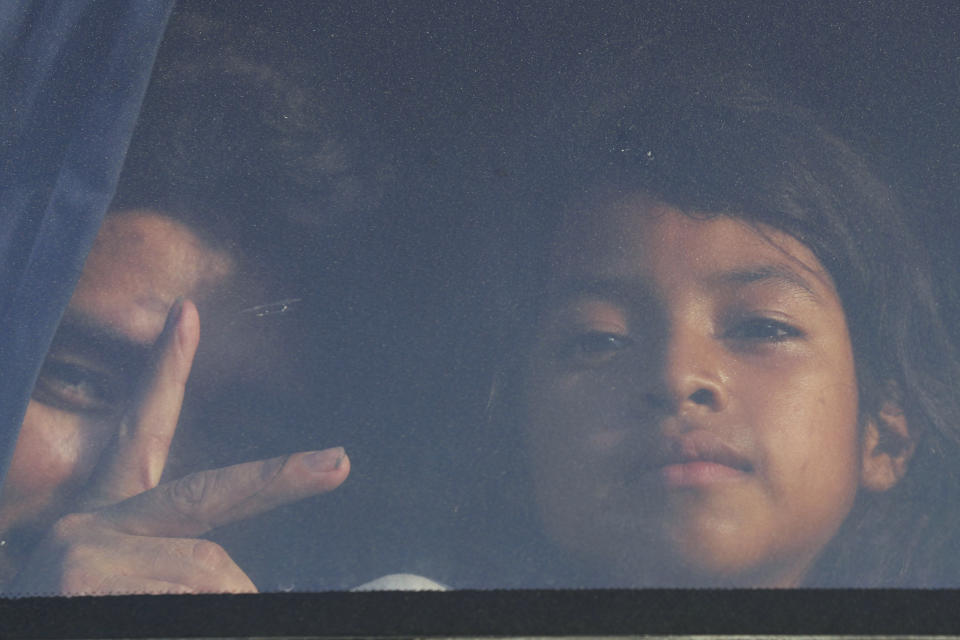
top-left (571, 534), bottom-right (812, 588)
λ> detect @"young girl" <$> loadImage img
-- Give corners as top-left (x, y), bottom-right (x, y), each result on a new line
top-left (478, 69), bottom-right (960, 587)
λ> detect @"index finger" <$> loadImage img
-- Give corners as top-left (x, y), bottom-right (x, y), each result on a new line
top-left (99, 447), bottom-right (350, 537)
top-left (81, 299), bottom-right (200, 508)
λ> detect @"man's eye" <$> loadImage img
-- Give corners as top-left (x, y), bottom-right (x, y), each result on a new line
top-left (31, 359), bottom-right (122, 414)
top-left (558, 331), bottom-right (634, 364)
top-left (725, 318), bottom-right (802, 342)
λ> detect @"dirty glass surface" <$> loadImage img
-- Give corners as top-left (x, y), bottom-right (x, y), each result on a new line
top-left (2, 0), bottom-right (960, 602)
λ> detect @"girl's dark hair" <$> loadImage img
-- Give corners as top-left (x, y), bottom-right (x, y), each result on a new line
top-left (484, 64), bottom-right (960, 586)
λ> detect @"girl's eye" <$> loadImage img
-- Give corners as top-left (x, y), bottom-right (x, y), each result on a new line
top-left (558, 331), bottom-right (634, 365)
top-left (31, 359), bottom-right (122, 415)
top-left (725, 317), bottom-right (803, 342)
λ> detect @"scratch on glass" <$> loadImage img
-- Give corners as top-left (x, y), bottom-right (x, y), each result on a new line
top-left (236, 298), bottom-right (304, 319)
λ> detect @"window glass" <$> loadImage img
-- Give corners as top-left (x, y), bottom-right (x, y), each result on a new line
top-left (2, 0), bottom-right (960, 596)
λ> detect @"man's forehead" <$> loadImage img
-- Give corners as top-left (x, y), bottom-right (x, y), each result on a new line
top-left (68, 211), bottom-right (235, 344)
top-left (87, 211), bottom-right (233, 283)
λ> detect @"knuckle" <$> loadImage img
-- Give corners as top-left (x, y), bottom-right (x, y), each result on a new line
top-left (165, 471), bottom-right (216, 531)
top-left (171, 470), bottom-right (211, 507)
top-left (189, 539), bottom-right (229, 572)
top-left (49, 513), bottom-right (98, 542)
top-left (163, 470), bottom-right (223, 534)
top-left (257, 455), bottom-right (288, 485)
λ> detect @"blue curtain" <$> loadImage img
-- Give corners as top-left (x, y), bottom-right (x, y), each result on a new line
top-left (0, 0), bottom-right (175, 484)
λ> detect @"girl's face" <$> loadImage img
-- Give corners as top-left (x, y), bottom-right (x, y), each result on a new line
top-left (524, 196), bottom-right (866, 587)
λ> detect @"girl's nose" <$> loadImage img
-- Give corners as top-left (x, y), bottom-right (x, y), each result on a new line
top-left (658, 325), bottom-right (729, 414)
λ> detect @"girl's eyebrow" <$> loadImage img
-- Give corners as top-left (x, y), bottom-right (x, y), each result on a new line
top-left (703, 264), bottom-right (824, 303)
top-left (544, 264), bottom-right (825, 308)
top-left (542, 277), bottom-right (650, 307)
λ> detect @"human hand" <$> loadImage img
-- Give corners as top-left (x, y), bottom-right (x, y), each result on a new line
top-left (11, 300), bottom-right (349, 595)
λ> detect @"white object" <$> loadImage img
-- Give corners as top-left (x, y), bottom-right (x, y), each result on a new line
top-left (351, 573), bottom-right (448, 591)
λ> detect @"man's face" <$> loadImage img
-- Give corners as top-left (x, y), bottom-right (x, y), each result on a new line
top-left (524, 197), bottom-right (865, 587)
top-left (0, 211), bottom-right (233, 549)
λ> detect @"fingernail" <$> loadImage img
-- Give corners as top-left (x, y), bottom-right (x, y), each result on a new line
top-left (303, 447), bottom-right (346, 473)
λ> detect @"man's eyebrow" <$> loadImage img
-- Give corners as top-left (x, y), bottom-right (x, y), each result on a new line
top-left (50, 312), bottom-right (154, 368)
top-left (704, 265), bottom-right (824, 302)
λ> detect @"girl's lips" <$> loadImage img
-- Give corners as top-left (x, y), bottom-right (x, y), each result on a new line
top-left (644, 430), bottom-right (755, 487)
top-left (660, 460), bottom-right (750, 487)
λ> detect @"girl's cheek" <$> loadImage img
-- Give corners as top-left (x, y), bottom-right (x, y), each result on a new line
top-left (524, 368), bottom-right (633, 478)
top-left (740, 361), bottom-right (860, 488)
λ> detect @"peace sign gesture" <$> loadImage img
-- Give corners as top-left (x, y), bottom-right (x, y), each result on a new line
top-left (11, 300), bottom-right (350, 595)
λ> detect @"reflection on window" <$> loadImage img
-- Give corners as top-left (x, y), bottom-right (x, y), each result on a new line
top-left (2, 1), bottom-right (960, 596)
